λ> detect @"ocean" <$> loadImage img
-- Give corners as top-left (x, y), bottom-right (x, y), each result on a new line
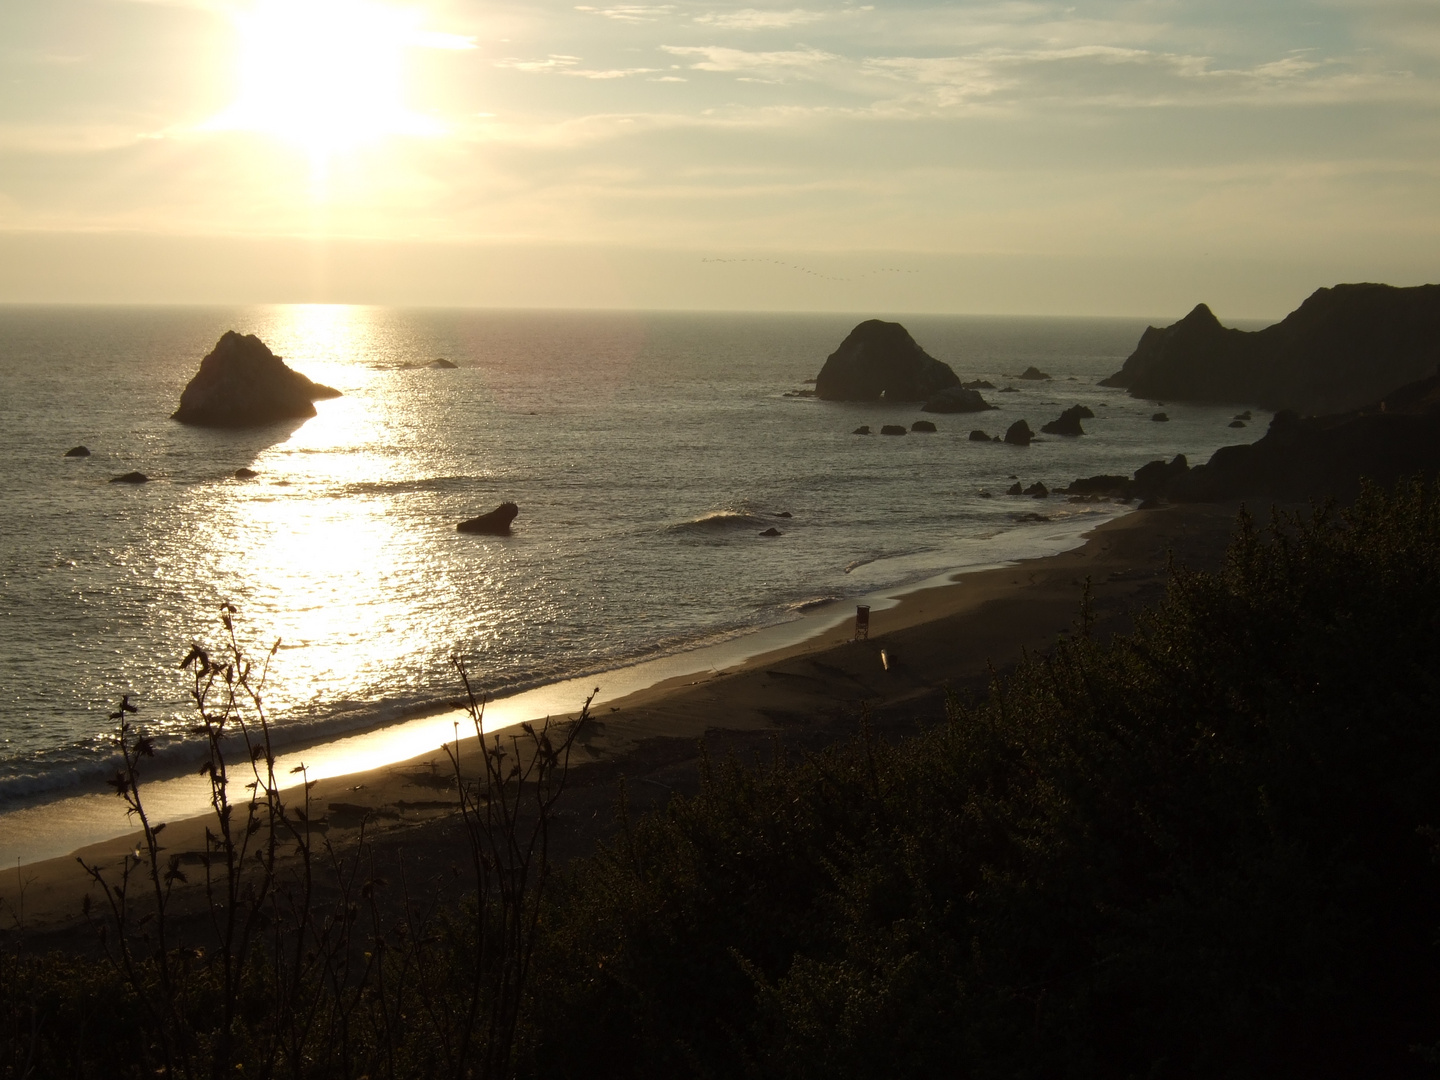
top-left (0, 305), bottom-right (1266, 825)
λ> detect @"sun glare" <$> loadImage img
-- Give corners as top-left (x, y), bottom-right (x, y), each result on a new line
top-left (208, 0), bottom-right (473, 155)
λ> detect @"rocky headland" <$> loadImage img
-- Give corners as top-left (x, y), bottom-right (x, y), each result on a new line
top-left (1101, 282), bottom-right (1440, 415)
top-left (172, 332), bottom-right (341, 427)
top-left (814, 320), bottom-right (961, 402)
top-left (1068, 366), bottom-right (1440, 503)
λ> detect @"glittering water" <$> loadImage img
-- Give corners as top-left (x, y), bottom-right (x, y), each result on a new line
top-left (0, 306), bottom-right (1266, 804)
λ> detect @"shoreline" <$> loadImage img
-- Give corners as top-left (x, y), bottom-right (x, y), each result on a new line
top-left (0, 501), bottom-right (1247, 933)
top-left (0, 506), bottom-right (1126, 869)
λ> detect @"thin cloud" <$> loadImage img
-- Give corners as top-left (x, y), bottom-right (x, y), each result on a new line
top-left (574, 4), bottom-right (676, 21)
top-left (693, 8), bottom-right (827, 30)
top-left (662, 45), bottom-right (839, 77)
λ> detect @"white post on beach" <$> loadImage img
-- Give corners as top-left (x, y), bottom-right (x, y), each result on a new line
top-left (854, 605), bottom-right (870, 641)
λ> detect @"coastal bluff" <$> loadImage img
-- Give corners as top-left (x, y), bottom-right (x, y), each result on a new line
top-left (172, 332), bottom-right (341, 427)
top-left (1101, 282), bottom-right (1440, 415)
top-left (815, 320), bottom-right (960, 402)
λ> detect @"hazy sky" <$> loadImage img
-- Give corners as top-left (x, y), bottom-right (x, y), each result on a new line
top-left (1, 0), bottom-right (1437, 315)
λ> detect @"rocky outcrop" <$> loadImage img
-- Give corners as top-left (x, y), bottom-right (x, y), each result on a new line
top-left (853, 426), bottom-right (872, 435)
top-left (910, 420), bottom-right (937, 432)
top-left (1065, 367), bottom-right (1440, 503)
top-left (428, 358), bottom-right (458, 369)
top-left (1017, 366), bottom-right (1051, 380)
top-left (110, 471), bottom-right (149, 484)
top-left (880, 425), bottom-right (908, 436)
top-left (962, 379), bottom-right (995, 389)
top-left (921, 386), bottom-right (994, 413)
top-left (758, 527), bottom-right (783, 537)
top-left (968, 429), bottom-right (992, 441)
top-left (172, 332), bottom-right (341, 427)
top-left (1040, 405), bottom-right (1094, 436)
top-left (64, 446), bottom-right (90, 457)
top-left (814, 320), bottom-right (960, 402)
top-left (234, 468), bottom-right (258, 479)
top-left (1100, 283), bottom-right (1440, 414)
top-left (458, 502), bottom-right (519, 535)
top-left (1024, 482), bottom-right (1049, 498)
top-left (1151, 412), bottom-right (1169, 422)
top-left (1004, 420), bottom-right (1034, 446)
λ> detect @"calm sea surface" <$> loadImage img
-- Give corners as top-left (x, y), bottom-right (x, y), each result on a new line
top-left (0, 306), bottom-right (1266, 806)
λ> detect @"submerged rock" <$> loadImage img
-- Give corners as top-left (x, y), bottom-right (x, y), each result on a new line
top-left (758, 527), bottom-right (783, 537)
top-left (110, 471), bottom-right (149, 484)
top-left (458, 502), bottom-right (519, 535)
top-left (814, 320), bottom-right (960, 402)
top-left (234, 468), bottom-right (258, 479)
top-left (172, 331), bottom-right (341, 428)
top-left (921, 385), bottom-right (994, 413)
top-left (64, 445), bottom-right (90, 457)
top-left (1041, 405), bottom-right (1095, 436)
top-left (428, 358), bottom-right (458, 369)
top-left (968, 429), bottom-right (991, 441)
top-left (910, 420), bottom-right (937, 432)
top-left (1017, 366), bottom-right (1052, 380)
top-left (1152, 412), bottom-right (1170, 422)
top-left (853, 425), bottom-right (872, 435)
top-left (880, 425), bottom-right (907, 436)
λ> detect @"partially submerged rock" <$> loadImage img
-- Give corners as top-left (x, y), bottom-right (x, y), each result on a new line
top-left (428, 358), bottom-right (458, 369)
top-left (758, 527), bottom-right (783, 537)
top-left (1017, 366), bottom-right (1052, 380)
top-left (853, 425), bottom-right (872, 435)
top-left (814, 320), bottom-right (960, 402)
top-left (110, 471), bottom-right (149, 484)
top-left (1004, 420), bottom-right (1034, 446)
top-left (1152, 412), bottom-right (1170, 422)
top-left (1024, 482), bottom-right (1049, 498)
top-left (172, 332), bottom-right (341, 428)
top-left (234, 468), bottom-right (258, 479)
top-left (1040, 405), bottom-right (1094, 436)
top-left (968, 429), bottom-right (991, 441)
top-left (962, 379), bottom-right (995, 390)
top-left (921, 385), bottom-right (994, 414)
top-left (910, 420), bottom-right (937, 432)
top-left (880, 425), bottom-right (908, 436)
top-left (64, 445), bottom-right (90, 457)
top-left (458, 502), bottom-right (519, 535)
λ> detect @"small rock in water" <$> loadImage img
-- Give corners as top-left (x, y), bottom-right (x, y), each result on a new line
top-left (759, 527), bottom-right (783, 537)
top-left (968, 429), bottom-right (991, 441)
top-left (1024, 482), bottom-right (1049, 498)
top-left (1152, 412), bottom-right (1170, 422)
top-left (110, 471), bottom-right (149, 484)
top-left (1040, 405), bottom-right (1094, 436)
top-left (1007, 482), bottom-right (1023, 496)
top-left (773, 511), bottom-right (792, 518)
top-left (910, 420), bottom-right (937, 432)
top-left (1004, 420), bottom-right (1034, 446)
top-left (428, 358), bottom-right (458, 369)
top-left (1234, 410), bottom-right (1252, 421)
top-left (880, 425), bottom-right (907, 436)
top-left (458, 502), bottom-right (519, 535)
top-left (1017, 366), bottom-right (1052, 380)
top-left (235, 468), bottom-right (258, 479)
top-left (1229, 419), bottom-right (1246, 428)
top-left (64, 445), bottom-right (90, 457)
top-left (852, 425), bottom-right (872, 435)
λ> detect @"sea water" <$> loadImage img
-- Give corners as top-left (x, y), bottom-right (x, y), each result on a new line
top-left (0, 306), bottom-right (1267, 820)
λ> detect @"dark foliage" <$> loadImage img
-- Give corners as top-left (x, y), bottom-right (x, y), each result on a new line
top-left (525, 480), bottom-right (1440, 1079)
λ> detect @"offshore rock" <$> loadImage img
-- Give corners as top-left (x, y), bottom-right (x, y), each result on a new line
top-left (968, 429), bottom-right (991, 441)
top-left (428, 358), bottom-right (459, 369)
top-left (880, 425), bottom-right (908, 436)
top-left (921, 385), bottom-right (994, 413)
top-left (1017, 366), bottom-right (1052, 380)
top-left (1100, 283), bottom-right (1440, 414)
top-left (1004, 420), bottom-right (1034, 446)
top-left (814, 320), bottom-right (960, 402)
top-left (1041, 405), bottom-right (1095, 436)
top-left (110, 471), bottom-right (149, 484)
top-left (64, 445), bottom-right (90, 457)
top-left (458, 502), bottom-right (519, 535)
top-left (910, 420), bottom-right (937, 432)
top-left (853, 425), bottom-right (872, 435)
top-left (172, 332), bottom-right (341, 427)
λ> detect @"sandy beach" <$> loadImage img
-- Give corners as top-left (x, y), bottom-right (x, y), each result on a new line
top-left (0, 500), bottom-right (1248, 937)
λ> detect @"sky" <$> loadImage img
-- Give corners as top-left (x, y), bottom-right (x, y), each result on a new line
top-left (1, 0), bottom-right (1437, 316)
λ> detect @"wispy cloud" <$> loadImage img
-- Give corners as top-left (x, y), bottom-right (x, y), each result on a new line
top-left (574, 4), bottom-right (676, 22)
top-left (496, 55), bottom-right (661, 79)
top-left (662, 44), bottom-right (839, 79)
top-left (692, 8), bottom-right (828, 30)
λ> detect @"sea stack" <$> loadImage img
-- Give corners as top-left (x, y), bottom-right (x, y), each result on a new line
top-left (814, 320), bottom-right (960, 402)
top-left (172, 332), bottom-right (341, 427)
top-left (458, 502), bottom-right (519, 535)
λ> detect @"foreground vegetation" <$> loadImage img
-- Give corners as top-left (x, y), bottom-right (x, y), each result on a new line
top-left (5, 481), bottom-right (1440, 1078)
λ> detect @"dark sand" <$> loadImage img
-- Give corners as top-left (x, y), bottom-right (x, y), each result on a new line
top-left (0, 501), bottom-right (1248, 938)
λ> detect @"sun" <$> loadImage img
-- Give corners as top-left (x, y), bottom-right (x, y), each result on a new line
top-left (208, 0), bottom-right (471, 155)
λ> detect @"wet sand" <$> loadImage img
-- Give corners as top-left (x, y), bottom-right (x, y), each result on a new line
top-left (0, 501), bottom-right (1247, 937)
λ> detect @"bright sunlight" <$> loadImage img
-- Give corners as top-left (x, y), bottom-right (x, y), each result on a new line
top-left (208, 0), bottom-right (474, 154)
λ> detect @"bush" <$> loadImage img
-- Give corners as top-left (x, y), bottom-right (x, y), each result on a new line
top-left (526, 480), bottom-right (1440, 1079)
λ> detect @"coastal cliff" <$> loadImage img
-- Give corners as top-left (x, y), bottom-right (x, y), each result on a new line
top-left (1101, 282), bottom-right (1440, 414)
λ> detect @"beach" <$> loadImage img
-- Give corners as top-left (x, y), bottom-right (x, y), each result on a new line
top-left (0, 500), bottom-right (1246, 936)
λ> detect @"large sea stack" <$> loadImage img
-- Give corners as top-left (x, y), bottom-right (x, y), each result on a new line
top-left (1101, 283), bottom-right (1440, 415)
top-left (814, 320), bottom-right (960, 402)
top-left (172, 332), bottom-right (341, 427)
